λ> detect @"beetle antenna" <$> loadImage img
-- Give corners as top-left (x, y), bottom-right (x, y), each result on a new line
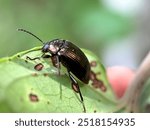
top-left (17, 28), bottom-right (44, 44)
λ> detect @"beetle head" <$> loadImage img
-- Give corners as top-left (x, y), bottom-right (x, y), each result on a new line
top-left (42, 39), bottom-right (64, 54)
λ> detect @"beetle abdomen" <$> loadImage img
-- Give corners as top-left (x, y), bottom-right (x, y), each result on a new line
top-left (59, 41), bottom-right (90, 84)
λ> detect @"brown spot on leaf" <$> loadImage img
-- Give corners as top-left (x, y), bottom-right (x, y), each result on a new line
top-left (43, 73), bottom-right (49, 77)
top-left (90, 71), bottom-right (107, 92)
top-left (90, 61), bottom-right (97, 67)
top-left (90, 71), bottom-right (95, 80)
top-left (31, 73), bottom-right (38, 77)
top-left (29, 93), bottom-right (39, 102)
top-left (34, 63), bottom-right (44, 71)
top-left (99, 85), bottom-right (107, 92)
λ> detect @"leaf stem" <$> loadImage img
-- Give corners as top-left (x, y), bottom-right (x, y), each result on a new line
top-left (121, 52), bottom-right (150, 112)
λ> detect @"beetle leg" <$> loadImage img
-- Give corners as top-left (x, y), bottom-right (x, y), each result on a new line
top-left (26, 53), bottom-right (46, 61)
top-left (55, 56), bottom-right (62, 99)
top-left (42, 54), bottom-right (61, 75)
top-left (51, 55), bottom-right (62, 99)
top-left (56, 56), bottom-right (61, 76)
top-left (56, 56), bottom-right (62, 99)
top-left (26, 53), bottom-right (49, 61)
top-left (51, 55), bottom-right (61, 76)
top-left (26, 56), bottom-right (41, 61)
top-left (68, 71), bottom-right (86, 113)
top-left (42, 54), bottom-right (51, 59)
top-left (51, 55), bottom-right (58, 68)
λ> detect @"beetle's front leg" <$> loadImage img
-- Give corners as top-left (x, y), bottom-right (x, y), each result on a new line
top-left (51, 55), bottom-right (62, 99)
top-left (42, 54), bottom-right (61, 76)
top-left (26, 56), bottom-right (41, 61)
top-left (26, 53), bottom-right (49, 61)
top-left (68, 71), bottom-right (86, 113)
top-left (51, 55), bottom-right (61, 76)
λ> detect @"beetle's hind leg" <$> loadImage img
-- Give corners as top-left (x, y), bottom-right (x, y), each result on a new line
top-left (68, 71), bottom-right (86, 113)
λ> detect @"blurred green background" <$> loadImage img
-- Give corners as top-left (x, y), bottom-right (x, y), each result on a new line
top-left (0, 0), bottom-right (147, 68)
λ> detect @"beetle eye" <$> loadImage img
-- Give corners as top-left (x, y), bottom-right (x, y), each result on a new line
top-left (42, 44), bottom-right (49, 52)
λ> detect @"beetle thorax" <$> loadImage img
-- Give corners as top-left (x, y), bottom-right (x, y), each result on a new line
top-left (42, 39), bottom-right (64, 54)
top-left (49, 44), bottom-right (59, 54)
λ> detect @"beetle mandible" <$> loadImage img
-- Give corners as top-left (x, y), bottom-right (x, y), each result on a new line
top-left (18, 28), bottom-right (91, 112)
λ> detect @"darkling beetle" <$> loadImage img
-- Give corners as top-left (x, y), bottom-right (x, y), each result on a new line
top-left (18, 28), bottom-right (91, 112)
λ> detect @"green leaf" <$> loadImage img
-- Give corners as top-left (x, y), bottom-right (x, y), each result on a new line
top-left (0, 46), bottom-right (119, 112)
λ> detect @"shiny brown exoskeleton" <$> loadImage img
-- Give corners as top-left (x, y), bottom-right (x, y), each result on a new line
top-left (18, 29), bottom-right (91, 112)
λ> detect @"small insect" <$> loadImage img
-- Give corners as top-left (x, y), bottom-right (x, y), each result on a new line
top-left (18, 28), bottom-right (91, 112)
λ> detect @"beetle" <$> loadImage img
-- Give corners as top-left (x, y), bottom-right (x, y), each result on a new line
top-left (18, 28), bottom-right (91, 112)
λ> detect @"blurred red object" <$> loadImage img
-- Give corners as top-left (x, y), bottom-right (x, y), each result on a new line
top-left (107, 66), bottom-right (135, 98)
